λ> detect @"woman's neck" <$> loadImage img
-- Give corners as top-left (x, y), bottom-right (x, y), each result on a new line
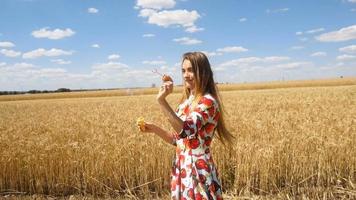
top-left (190, 89), bottom-right (195, 96)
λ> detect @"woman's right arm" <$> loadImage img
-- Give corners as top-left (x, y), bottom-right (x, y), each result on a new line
top-left (142, 122), bottom-right (176, 146)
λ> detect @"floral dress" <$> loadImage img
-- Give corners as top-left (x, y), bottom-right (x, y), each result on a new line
top-left (171, 93), bottom-right (223, 200)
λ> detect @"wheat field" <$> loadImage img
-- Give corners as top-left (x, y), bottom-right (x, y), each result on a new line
top-left (0, 78), bottom-right (355, 199)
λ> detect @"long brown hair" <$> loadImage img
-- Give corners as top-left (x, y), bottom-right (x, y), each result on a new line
top-left (180, 52), bottom-right (234, 145)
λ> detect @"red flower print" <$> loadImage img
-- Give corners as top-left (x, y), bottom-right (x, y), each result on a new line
top-left (193, 179), bottom-right (198, 188)
top-left (209, 183), bottom-right (215, 193)
top-left (177, 177), bottom-right (181, 185)
top-left (196, 118), bottom-right (202, 129)
top-left (198, 129), bottom-right (205, 138)
top-left (209, 180), bottom-right (221, 192)
top-left (171, 94), bottom-right (223, 199)
top-left (171, 180), bottom-right (176, 190)
top-left (183, 119), bottom-right (195, 135)
top-left (204, 137), bottom-right (212, 146)
top-left (189, 138), bottom-right (200, 149)
top-left (183, 121), bottom-right (191, 131)
top-left (200, 97), bottom-right (213, 107)
top-left (213, 111), bottom-right (220, 121)
top-left (183, 138), bottom-right (190, 147)
top-left (179, 155), bottom-right (185, 163)
top-left (188, 188), bottom-right (194, 198)
top-left (208, 106), bottom-right (215, 117)
top-left (205, 123), bottom-right (215, 133)
top-left (213, 180), bottom-right (221, 191)
top-left (195, 159), bottom-right (210, 172)
top-left (195, 193), bottom-right (203, 200)
top-left (201, 112), bottom-right (209, 121)
top-left (192, 167), bottom-right (197, 176)
top-left (172, 168), bottom-right (176, 176)
top-left (181, 168), bottom-right (187, 178)
top-left (184, 105), bottom-right (189, 115)
top-left (199, 174), bottom-right (206, 183)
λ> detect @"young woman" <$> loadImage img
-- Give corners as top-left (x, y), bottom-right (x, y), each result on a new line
top-left (142, 52), bottom-right (233, 200)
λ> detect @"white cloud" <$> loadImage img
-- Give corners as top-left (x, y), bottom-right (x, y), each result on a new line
top-left (239, 18), bottom-right (247, 22)
top-left (215, 58), bottom-right (317, 84)
top-left (108, 54), bottom-right (120, 60)
top-left (136, 0), bottom-right (176, 10)
top-left (23, 48), bottom-right (73, 59)
top-left (299, 37), bottom-right (308, 42)
top-left (0, 62), bottom-right (6, 67)
top-left (88, 7), bottom-right (99, 14)
top-left (310, 52), bottom-right (327, 57)
top-left (32, 27), bottom-right (75, 40)
top-left (92, 62), bottom-right (129, 71)
top-left (337, 54), bottom-right (356, 61)
top-left (37, 68), bottom-right (68, 76)
top-left (0, 62), bottom-right (69, 86)
top-left (305, 28), bottom-right (325, 34)
top-left (296, 31), bottom-right (303, 35)
top-left (336, 62), bottom-right (345, 67)
top-left (0, 41), bottom-right (15, 48)
top-left (227, 57), bottom-right (261, 65)
top-left (139, 8), bottom-right (157, 17)
top-left (201, 51), bottom-right (222, 57)
top-left (315, 25), bottom-right (356, 42)
top-left (217, 46), bottom-right (248, 53)
top-left (0, 49), bottom-right (21, 57)
top-left (173, 37), bottom-right (202, 45)
top-left (144, 9), bottom-right (200, 28)
top-left (219, 56), bottom-right (291, 67)
top-left (348, 0), bottom-right (356, 3)
top-left (297, 28), bottom-right (324, 37)
top-left (275, 62), bottom-right (312, 69)
top-left (142, 60), bottom-right (166, 65)
top-left (92, 44), bottom-right (100, 48)
top-left (266, 8), bottom-right (289, 14)
top-left (185, 25), bottom-right (204, 33)
top-left (1, 63), bottom-right (36, 72)
top-left (51, 59), bottom-right (71, 65)
top-left (0, 61), bottom-right (170, 90)
top-left (290, 46), bottom-right (304, 50)
top-left (339, 45), bottom-right (356, 54)
top-left (136, 0), bottom-right (202, 32)
top-left (264, 56), bottom-right (291, 62)
top-left (143, 33), bottom-right (155, 37)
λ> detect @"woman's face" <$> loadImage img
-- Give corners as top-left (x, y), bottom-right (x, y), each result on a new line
top-left (182, 59), bottom-right (195, 91)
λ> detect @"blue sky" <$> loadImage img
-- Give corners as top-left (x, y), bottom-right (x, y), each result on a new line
top-left (0, 0), bottom-right (356, 91)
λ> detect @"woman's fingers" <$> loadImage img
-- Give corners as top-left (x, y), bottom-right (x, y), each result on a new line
top-left (163, 81), bottom-right (173, 86)
top-left (140, 122), bottom-right (155, 133)
top-left (160, 82), bottom-right (172, 92)
top-left (163, 81), bottom-right (173, 92)
top-left (157, 81), bottom-right (173, 101)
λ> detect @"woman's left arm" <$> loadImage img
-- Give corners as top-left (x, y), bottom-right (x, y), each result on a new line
top-left (158, 98), bottom-right (183, 133)
top-left (157, 81), bottom-right (184, 133)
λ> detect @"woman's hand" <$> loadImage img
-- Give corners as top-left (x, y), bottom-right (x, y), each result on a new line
top-left (157, 81), bottom-right (173, 103)
top-left (140, 122), bottom-right (157, 133)
top-left (139, 121), bottom-right (176, 145)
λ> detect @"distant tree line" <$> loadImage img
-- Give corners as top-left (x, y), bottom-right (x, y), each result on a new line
top-left (0, 88), bottom-right (71, 95)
